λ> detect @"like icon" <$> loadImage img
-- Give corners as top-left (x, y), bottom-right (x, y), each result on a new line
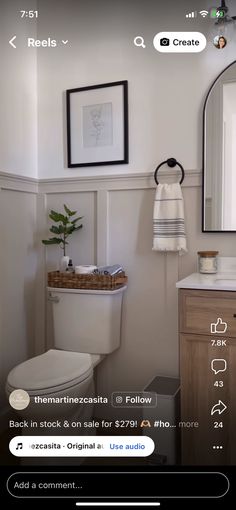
top-left (210, 318), bottom-right (228, 334)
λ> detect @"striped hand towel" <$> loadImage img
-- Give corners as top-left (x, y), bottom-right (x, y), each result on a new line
top-left (152, 183), bottom-right (187, 254)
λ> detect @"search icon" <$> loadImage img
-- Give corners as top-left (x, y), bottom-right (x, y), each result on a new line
top-left (134, 36), bottom-right (146, 48)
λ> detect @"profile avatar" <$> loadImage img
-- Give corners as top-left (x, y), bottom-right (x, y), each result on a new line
top-left (213, 35), bottom-right (227, 49)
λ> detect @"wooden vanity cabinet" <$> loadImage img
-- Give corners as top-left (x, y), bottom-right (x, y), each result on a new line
top-left (179, 289), bottom-right (236, 465)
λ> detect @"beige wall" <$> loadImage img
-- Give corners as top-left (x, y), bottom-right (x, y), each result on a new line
top-left (1, 0), bottom-right (236, 422)
top-left (39, 171), bottom-right (236, 418)
top-left (1, 169), bottom-right (236, 420)
top-left (0, 0), bottom-right (38, 417)
top-left (0, 185), bottom-right (39, 414)
top-left (0, 0), bottom-right (37, 178)
top-left (36, 0), bottom-right (236, 179)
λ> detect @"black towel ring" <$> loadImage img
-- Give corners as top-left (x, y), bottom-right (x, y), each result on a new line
top-left (154, 158), bottom-right (185, 185)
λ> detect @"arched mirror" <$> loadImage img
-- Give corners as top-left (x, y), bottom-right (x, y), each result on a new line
top-left (203, 60), bottom-right (236, 231)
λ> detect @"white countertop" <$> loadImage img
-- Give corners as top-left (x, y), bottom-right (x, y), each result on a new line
top-left (176, 273), bottom-right (236, 292)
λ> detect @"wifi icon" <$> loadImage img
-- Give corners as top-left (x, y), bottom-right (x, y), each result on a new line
top-left (199, 10), bottom-right (209, 17)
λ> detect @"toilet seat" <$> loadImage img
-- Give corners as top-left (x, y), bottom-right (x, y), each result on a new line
top-left (7, 349), bottom-right (93, 395)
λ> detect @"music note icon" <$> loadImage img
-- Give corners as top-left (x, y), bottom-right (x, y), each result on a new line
top-left (16, 442), bottom-right (23, 450)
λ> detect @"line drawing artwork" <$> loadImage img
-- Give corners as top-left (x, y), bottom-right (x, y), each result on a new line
top-left (82, 102), bottom-right (113, 147)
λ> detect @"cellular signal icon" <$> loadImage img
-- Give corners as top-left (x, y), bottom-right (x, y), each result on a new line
top-left (186, 11), bottom-right (197, 18)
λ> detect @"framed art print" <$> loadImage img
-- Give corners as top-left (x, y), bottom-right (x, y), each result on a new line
top-left (66, 80), bottom-right (128, 167)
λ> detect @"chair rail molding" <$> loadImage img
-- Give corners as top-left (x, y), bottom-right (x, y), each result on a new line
top-left (39, 169), bottom-right (201, 193)
top-left (0, 171), bottom-right (38, 194)
top-left (0, 168), bottom-right (201, 194)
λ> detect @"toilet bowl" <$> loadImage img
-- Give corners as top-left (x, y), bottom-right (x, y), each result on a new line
top-left (6, 349), bottom-right (101, 422)
top-left (6, 285), bottom-right (126, 425)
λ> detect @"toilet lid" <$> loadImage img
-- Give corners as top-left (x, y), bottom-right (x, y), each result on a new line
top-left (7, 349), bottom-right (93, 392)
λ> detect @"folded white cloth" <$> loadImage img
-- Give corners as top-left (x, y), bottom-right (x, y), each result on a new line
top-left (152, 182), bottom-right (187, 254)
top-left (93, 264), bottom-right (124, 275)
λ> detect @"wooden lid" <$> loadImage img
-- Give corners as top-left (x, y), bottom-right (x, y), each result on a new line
top-left (197, 251), bottom-right (219, 257)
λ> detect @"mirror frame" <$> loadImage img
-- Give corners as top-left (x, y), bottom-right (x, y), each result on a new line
top-left (202, 59), bottom-right (236, 232)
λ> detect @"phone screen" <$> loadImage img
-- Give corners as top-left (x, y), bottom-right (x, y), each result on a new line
top-left (1, 0), bottom-right (236, 508)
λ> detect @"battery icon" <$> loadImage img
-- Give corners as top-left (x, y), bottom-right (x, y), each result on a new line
top-left (210, 8), bottom-right (225, 19)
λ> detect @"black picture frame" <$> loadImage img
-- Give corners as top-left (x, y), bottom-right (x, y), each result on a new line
top-left (66, 80), bottom-right (129, 168)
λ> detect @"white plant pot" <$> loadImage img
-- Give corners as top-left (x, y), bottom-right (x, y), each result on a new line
top-left (59, 255), bottom-right (70, 272)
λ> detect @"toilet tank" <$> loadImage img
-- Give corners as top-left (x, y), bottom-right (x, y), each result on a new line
top-left (47, 286), bottom-right (126, 354)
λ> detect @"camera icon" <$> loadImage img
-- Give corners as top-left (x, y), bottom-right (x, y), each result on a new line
top-left (160, 37), bottom-right (170, 46)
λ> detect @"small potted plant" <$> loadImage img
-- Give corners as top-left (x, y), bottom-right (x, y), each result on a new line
top-left (42, 204), bottom-right (83, 271)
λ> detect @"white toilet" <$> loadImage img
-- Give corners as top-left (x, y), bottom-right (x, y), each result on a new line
top-left (6, 285), bottom-right (126, 422)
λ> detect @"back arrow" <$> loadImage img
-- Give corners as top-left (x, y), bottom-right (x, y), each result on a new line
top-left (9, 36), bottom-right (17, 48)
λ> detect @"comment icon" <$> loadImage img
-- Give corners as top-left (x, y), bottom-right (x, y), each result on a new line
top-left (211, 359), bottom-right (227, 375)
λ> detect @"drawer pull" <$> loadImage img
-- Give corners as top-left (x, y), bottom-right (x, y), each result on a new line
top-left (233, 314), bottom-right (236, 318)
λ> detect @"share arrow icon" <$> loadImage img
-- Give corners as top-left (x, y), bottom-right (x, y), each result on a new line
top-left (211, 400), bottom-right (227, 416)
top-left (9, 36), bottom-right (17, 48)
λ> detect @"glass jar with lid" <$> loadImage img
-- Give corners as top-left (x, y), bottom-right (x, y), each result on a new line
top-left (197, 251), bottom-right (219, 274)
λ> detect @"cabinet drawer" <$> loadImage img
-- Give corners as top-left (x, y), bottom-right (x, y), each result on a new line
top-left (179, 289), bottom-right (236, 336)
